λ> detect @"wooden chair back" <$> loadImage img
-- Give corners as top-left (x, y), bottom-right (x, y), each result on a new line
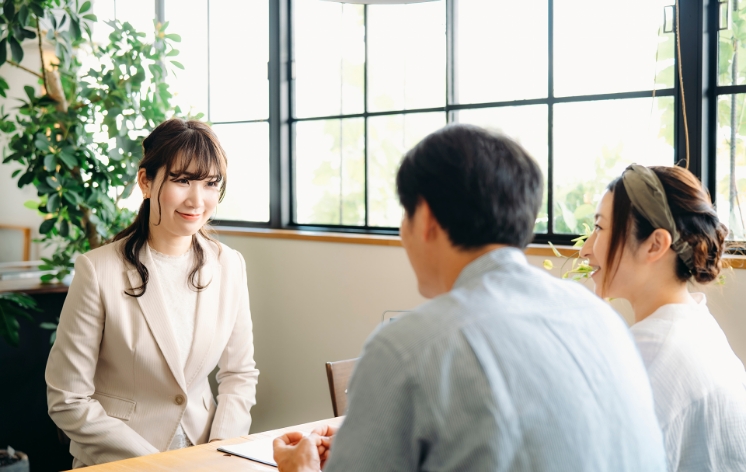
top-left (325, 358), bottom-right (358, 417)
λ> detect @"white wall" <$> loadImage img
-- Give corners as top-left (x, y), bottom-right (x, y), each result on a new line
top-left (218, 235), bottom-right (426, 433)
top-left (219, 235), bottom-right (746, 434)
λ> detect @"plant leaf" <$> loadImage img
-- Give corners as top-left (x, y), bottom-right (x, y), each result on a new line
top-left (543, 259), bottom-right (553, 271)
top-left (40, 218), bottom-right (55, 234)
top-left (44, 153), bottom-right (56, 171)
top-left (0, 38), bottom-right (7, 67)
top-left (9, 36), bottom-right (23, 63)
top-left (170, 60), bottom-right (184, 70)
top-left (46, 176), bottom-right (59, 190)
top-left (47, 193), bottom-right (60, 212)
top-left (547, 241), bottom-right (562, 258)
top-left (3, 1), bottom-right (14, 20)
top-left (59, 219), bottom-right (69, 237)
top-left (58, 148), bottom-right (77, 169)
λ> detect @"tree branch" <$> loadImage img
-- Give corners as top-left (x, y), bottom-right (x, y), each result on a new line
top-left (7, 61), bottom-right (44, 79)
top-left (36, 16), bottom-right (48, 93)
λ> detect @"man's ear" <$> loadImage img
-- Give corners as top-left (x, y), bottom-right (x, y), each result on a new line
top-left (137, 168), bottom-right (151, 199)
top-left (418, 201), bottom-right (441, 243)
top-left (644, 228), bottom-right (673, 263)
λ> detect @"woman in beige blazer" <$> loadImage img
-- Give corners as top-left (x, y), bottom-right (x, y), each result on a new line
top-left (45, 119), bottom-right (259, 467)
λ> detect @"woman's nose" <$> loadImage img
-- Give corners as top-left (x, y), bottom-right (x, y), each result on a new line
top-left (579, 235), bottom-right (593, 259)
top-left (185, 184), bottom-right (203, 208)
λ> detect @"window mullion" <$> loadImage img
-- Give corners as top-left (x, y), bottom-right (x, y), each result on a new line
top-left (673, 0), bottom-right (705, 179)
top-left (446, 0), bottom-right (456, 122)
top-left (547, 0), bottom-right (554, 237)
top-left (364, 5), bottom-right (370, 228)
top-left (269, 0), bottom-right (291, 228)
top-left (705, 0), bottom-right (720, 201)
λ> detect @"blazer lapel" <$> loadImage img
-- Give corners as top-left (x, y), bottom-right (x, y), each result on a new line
top-left (184, 243), bottom-right (221, 388)
top-left (127, 245), bottom-right (187, 392)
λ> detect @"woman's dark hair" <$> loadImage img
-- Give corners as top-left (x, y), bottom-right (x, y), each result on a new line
top-left (114, 119), bottom-right (227, 297)
top-left (604, 166), bottom-right (727, 291)
top-left (396, 123), bottom-right (543, 249)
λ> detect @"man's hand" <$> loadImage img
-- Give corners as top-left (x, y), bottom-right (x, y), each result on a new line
top-left (273, 432), bottom-right (326, 472)
top-left (310, 425), bottom-right (338, 469)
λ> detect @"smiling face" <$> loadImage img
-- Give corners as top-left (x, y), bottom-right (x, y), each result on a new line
top-left (138, 160), bottom-right (222, 242)
top-left (580, 190), bottom-right (639, 299)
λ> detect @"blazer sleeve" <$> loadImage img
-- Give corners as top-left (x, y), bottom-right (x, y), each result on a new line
top-left (45, 254), bottom-right (160, 465)
top-left (209, 250), bottom-right (260, 440)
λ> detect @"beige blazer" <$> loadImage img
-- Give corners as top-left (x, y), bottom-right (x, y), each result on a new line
top-left (45, 237), bottom-right (259, 466)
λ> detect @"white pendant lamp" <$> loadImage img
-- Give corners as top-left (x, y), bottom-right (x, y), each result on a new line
top-left (321, 1), bottom-right (437, 4)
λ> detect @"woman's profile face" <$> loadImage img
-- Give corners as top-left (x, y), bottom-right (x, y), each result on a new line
top-left (580, 190), bottom-right (638, 299)
top-left (140, 160), bottom-right (221, 239)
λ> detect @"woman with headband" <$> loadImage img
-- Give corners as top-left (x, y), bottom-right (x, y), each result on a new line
top-left (580, 164), bottom-right (746, 471)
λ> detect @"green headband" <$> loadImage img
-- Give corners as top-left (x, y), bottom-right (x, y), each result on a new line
top-left (621, 164), bottom-right (695, 272)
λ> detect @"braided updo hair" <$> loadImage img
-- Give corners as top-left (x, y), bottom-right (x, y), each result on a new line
top-left (606, 166), bottom-right (727, 286)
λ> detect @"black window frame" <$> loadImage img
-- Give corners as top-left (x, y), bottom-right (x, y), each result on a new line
top-left (193, 0), bottom-right (721, 246)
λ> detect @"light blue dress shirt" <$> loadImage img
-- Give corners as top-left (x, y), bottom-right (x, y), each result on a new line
top-left (325, 248), bottom-right (666, 472)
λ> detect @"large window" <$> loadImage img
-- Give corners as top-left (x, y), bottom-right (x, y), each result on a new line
top-left (289, 0), bottom-right (675, 240)
top-left (100, 0), bottom-right (271, 222)
top-left (110, 1), bottom-right (745, 244)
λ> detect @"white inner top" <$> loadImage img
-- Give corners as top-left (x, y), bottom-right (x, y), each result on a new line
top-left (631, 292), bottom-right (746, 471)
top-left (150, 245), bottom-right (198, 450)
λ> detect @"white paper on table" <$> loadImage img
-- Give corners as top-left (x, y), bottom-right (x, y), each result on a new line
top-left (218, 438), bottom-right (277, 467)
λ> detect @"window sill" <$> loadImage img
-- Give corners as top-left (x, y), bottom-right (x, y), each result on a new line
top-left (214, 227), bottom-right (746, 269)
top-left (214, 226), bottom-right (403, 246)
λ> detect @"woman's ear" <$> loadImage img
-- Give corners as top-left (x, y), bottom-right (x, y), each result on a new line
top-left (137, 168), bottom-right (151, 199)
top-left (644, 228), bottom-right (673, 263)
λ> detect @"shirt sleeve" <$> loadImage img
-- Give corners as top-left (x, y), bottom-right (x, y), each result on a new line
top-left (324, 335), bottom-right (424, 472)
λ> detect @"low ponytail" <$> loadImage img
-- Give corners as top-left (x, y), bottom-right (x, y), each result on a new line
top-left (114, 198), bottom-right (152, 297)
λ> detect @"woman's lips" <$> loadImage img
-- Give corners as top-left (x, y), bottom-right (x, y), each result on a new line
top-left (177, 211), bottom-right (201, 221)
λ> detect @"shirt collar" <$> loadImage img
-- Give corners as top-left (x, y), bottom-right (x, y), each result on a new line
top-left (453, 247), bottom-right (527, 289)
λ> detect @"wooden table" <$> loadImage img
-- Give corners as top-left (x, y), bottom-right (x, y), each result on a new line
top-left (73, 417), bottom-right (344, 471)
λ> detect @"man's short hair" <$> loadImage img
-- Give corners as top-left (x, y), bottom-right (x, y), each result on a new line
top-left (396, 123), bottom-right (543, 249)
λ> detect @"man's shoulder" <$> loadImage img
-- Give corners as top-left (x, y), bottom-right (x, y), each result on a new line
top-left (372, 264), bottom-right (619, 353)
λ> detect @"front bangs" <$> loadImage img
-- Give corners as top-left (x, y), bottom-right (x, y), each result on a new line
top-left (167, 132), bottom-right (227, 196)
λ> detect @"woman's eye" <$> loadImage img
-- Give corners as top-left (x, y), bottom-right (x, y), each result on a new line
top-left (207, 181), bottom-right (219, 187)
top-left (177, 178), bottom-right (189, 185)
top-left (594, 224), bottom-right (602, 231)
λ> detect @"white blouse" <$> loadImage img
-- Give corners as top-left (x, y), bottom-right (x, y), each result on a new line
top-left (150, 246), bottom-right (197, 450)
top-left (631, 293), bottom-right (746, 472)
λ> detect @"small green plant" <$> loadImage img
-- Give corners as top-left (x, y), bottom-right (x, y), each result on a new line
top-left (543, 223), bottom-right (594, 281)
top-left (0, 292), bottom-right (41, 347)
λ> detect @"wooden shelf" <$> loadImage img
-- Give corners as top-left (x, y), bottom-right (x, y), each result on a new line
top-left (0, 278), bottom-right (69, 295)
